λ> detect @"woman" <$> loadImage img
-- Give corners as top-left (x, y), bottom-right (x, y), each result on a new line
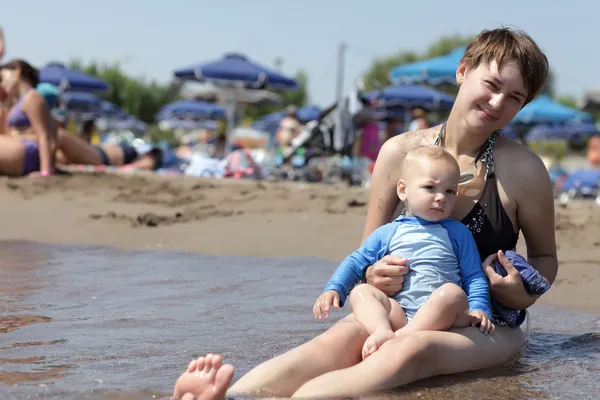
top-left (174, 27), bottom-right (557, 400)
top-left (54, 119), bottom-right (161, 170)
top-left (0, 59), bottom-right (56, 176)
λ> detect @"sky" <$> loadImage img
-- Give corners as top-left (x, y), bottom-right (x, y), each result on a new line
top-left (2, 0), bottom-right (598, 107)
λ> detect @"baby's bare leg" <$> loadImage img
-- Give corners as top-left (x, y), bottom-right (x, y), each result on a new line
top-left (349, 283), bottom-right (407, 359)
top-left (395, 282), bottom-right (470, 340)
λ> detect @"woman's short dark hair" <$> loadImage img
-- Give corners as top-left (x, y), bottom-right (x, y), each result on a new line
top-left (461, 28), bottom-right (549, 105)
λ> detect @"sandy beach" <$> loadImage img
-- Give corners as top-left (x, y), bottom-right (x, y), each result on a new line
top-left (1, 172), bottom-right (599, 313)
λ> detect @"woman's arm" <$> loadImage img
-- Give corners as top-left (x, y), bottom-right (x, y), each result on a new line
top-left (23, 92), bottom-right (56, 174)
top-left (488, 150), bottom-right (558, 311)
top-left (362, 136), bottom-right (413, 295)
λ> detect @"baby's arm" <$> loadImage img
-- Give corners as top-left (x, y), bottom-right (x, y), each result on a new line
top-left (453, 225), bottom-right (493, 318)
top-left (323, 223), bottom-right (395, 306)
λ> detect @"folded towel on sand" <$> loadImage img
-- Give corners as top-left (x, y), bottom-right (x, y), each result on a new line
top-left (492, 250), bottom-right (551, 328)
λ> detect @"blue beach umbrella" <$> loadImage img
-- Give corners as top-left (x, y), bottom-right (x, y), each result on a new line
top-left (566, 123), bottom-right (600, 141)
top-left (174, 53), bottom-right (299, 154)
top-left (157, 119), bottom-right (218, 131)
top-left (100, 100), bottom-right (129, 119)
top-left (389, 46), bottom-right (465, 85)
top-left (252, 105), bottom-right (322, 132)
top-left (525, 125), bottom-right (570, 141)
top-left (155, 100), bottom-right (226, 121)
top-left (362, 84), bottom-right (455, 111)
top-left (58, 92), bottom-right (102, 114)
top-left (500, 124), bottom-right (519, 140)
top-left (174, 53), bottom-right (298, 90)
top-left (39, 63), bottom-right (108, 93)
top-left (513, 95), bottom-right (593, 125)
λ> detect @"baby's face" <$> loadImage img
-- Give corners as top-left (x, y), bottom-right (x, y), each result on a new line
top-left (400, 158), bottom-right (459, 222)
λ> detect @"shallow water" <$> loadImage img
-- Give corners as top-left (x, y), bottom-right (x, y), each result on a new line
top-left (1, 240), bottom-right (599, 400)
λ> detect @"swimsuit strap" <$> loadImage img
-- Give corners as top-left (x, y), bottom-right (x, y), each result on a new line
top-left (434, 123), bottom-right (498, 174)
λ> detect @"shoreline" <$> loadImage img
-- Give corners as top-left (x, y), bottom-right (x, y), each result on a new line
top-left (1, 173), bottom-right (599, 313)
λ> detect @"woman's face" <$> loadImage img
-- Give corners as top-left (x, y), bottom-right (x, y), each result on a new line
top-left (455, 59), bottom-right (527, 134)
top-left (0, 68), bottom-right (20, 98)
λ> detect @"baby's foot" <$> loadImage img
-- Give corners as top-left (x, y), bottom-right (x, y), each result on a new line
top-left (362, 329), bottom-right (396, 359)
top-left (173, 353), bottom-right (234, 400)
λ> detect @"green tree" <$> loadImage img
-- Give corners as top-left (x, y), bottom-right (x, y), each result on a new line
top-left (68, 60), bottom-right (179, 123)
top-left (555, 94), bottom-right (577, 109)
top-left (361, 34), bottom-right (556, 98)
top-left (362, 35), bottom-right (473, 90)
top-left (70, 61), bottom-right (307, 124)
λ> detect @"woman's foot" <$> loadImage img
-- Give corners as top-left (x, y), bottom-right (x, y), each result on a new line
top-left (361, 329), bottom-right (396, 359)
top-left (173, 353), bottom-right (235, 400)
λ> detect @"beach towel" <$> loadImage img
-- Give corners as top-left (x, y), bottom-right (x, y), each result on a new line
top-left (492, 250), bottom-right (551, 328)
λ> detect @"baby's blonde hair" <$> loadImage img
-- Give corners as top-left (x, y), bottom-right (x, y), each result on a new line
top-left (401, 145), bottom-right (460, 178)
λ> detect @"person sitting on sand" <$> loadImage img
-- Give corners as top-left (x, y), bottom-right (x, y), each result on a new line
top-left (313, 145), bottom-right (494, 361)
top-left (33, 85), bottom-right (161, 171)
top-left (172, 27), bottom-right (556, 400)
top-left (0, 59), bottom-right (57, 176)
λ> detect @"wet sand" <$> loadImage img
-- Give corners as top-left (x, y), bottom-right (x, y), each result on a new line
top-left (0, 172), bottom-right (599, 313)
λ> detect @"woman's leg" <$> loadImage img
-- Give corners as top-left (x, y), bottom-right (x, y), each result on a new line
top-left (0, 136), bottom-right (27, 176)
top-left (57, 134), bottom-right (102, 165)
top-left (292, 325), bottom-right (524, 398)
top-left (226, 314), bottom-right (368, 397)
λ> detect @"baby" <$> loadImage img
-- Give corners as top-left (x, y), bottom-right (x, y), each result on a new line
top-left (314, 145), bottom-right (494, 359)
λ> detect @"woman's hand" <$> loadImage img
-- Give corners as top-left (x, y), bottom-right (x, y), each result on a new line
top-left (364, 255), bottom-right (409, 297)
top-left (482, 250), bottom-right (538, 310)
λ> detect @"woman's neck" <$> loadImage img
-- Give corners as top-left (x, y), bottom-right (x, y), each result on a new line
top-left (16, 81), bottom-right (32, 98)
top-left (443, 110), bottom-right (494, 158)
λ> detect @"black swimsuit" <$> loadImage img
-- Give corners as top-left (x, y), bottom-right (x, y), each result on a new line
top-left (441, 129), bottom-right (519, 259)
top-left (402, 128), bottom-right (519, 260)
top-left (460, 167), bottom-right (519, 260)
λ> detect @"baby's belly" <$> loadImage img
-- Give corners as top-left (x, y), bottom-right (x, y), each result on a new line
top-left (393, 266), bottom-right (461, 312)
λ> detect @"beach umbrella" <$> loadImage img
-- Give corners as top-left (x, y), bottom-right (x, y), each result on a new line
top-left (174, 53), bottom-right (298, 90)
top-left (173, 53), bottom-right (299, 153)
top-left (268, 105), bottom-right (322, 123)
top-left (500, 125), bottom-right (519, 140)
top-left (39, 63), bottom-right (108, 93)
top-left (96, 115), bottom-right (146, 132)
top-left (525, 125), bottom-right (570, 141)
top-left (389, 46), bottom-right (465, 85)
top-left (252, 105), bottom-right (322, 133)
top-left (155, 100), bottom-right (226, 121)
top-left (58, 92), bottom-right (102, 114)
top-left (157, 119), bottom-right (218, 131)
top-left (181, 82), bottom-right (283, 106)
top-left (100, 100), bottom-right (129, 119)
top-left (362, 84), bottom-right (455, 111)
top-left (513, 95), bottom-right (593, 124)
top-left (567, 123), bottom-right (600, 141)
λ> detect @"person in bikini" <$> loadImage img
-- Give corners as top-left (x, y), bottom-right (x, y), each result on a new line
top-left (0, 59), bottom-right (56, 176)
top-left (313, 145), bottom-right (493, 361)
top-left (34, 85), bottom-right (162, 171)
top-left (172, 27), bottom-right (556, 400)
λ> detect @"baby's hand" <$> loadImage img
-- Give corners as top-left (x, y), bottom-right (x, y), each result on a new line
top-left (469, 310), bottom-right (495, 335)
top-left (313, 290), bottom-right (340, 320)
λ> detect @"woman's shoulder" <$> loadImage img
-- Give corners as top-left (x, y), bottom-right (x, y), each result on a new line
top-left (494, 134), bottom-right (552, 200)
top-left (379, 126), bottom-right (440, 164)
top-left (495, 134), bottom-right (548, 177)
top-left (21, 90), bottom-right (48, 114)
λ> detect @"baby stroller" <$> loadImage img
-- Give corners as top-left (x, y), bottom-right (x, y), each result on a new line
top-left (279, 91), bottom-right (388, 185)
